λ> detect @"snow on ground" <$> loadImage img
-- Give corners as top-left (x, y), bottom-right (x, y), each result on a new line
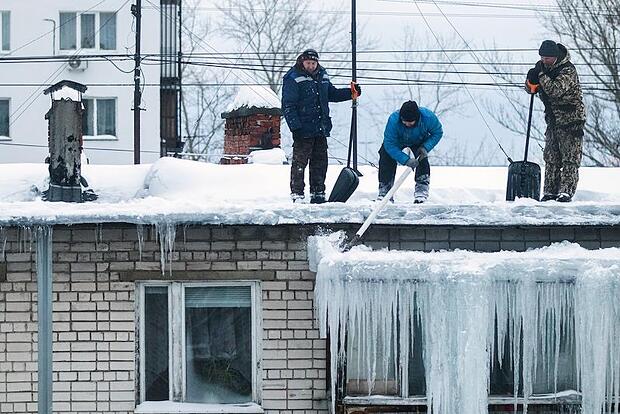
top-left (0, 157), bottom-right (619, 226)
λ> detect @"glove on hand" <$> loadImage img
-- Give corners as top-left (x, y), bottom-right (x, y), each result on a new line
top-left (527, 67), bottom-right (540, 85)
top-left (417, 147), bottom-right (428, 159)
top-left (405, 157), bottom-right (419, 169)
top-left (354, 83), bottom-right (361, 96)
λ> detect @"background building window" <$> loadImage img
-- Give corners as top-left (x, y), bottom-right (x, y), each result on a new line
top-left (0, 99), bottom-right (9, 137)
top-left (1, 11), bottom-right (9, 51)
top-left (80, 14), bottom-right (95, 49)
top-left (82, 98), bottom-right (116, 137)
top-left (59, 12), bottom-right (77, 50)
top-left (59, 12), bottom-right (116, 50)
top-left (99, 12), bottom-right (116, 50)
top-left (140, 282), bottom-right (260, 406)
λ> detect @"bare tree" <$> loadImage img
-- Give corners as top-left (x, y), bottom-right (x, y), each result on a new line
top-left (217, 0), bottom-right (349, 94)
top-left (181, 0), bottom-right (235, 160)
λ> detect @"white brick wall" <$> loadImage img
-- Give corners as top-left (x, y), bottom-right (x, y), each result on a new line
top-left (0, 225), bottom-right (329, 414)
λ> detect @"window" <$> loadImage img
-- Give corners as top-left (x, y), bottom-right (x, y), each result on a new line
top-left (0, 99), bottom-right (9, 137)
top-left (59, 12), bottom-right (116, 50)
top-left (340, 283), bottom-right (578, 409)
top-left (139, 282), bottom-right (261, 406)
top-left (1, 11), bottom-right (9, 51)
top-left (82, 98), bottom-right (116, 138)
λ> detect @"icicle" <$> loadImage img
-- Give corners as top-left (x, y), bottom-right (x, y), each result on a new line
top-left (0, 226), bottom-right (7, 260)
top-left (155, 222), bottom-right (176, 276)
top-left (136, 224), bottom-right (144, 261)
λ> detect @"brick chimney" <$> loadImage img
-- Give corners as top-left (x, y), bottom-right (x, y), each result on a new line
top-left (220, 86), bottom-right (282, 164)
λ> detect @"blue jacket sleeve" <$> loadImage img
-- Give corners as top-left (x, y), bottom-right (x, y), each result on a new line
top-left (383, 114), bottom-right (409, 165)
top-left (422, 112), bottom-right (443, 152)
top-left (281, 75), bottom-right (302, 131)
top-left (328, 82), bottom-right (352, 103)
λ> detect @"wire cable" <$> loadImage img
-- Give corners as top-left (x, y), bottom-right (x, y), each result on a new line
top-left (410, 0), bottom-right (513, 163)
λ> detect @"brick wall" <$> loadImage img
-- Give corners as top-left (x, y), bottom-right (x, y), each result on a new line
top-left (221, 111), bottom-right (282, 165)
top-left (0, 223), bottom-right (619, 414)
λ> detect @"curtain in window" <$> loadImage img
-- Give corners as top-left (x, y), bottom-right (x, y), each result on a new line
top-left (59, 12), bottom-right (76, 50)
top-left (144, 286), bottom-right (169, 401)
top-left (96, 99), bottom-right (116, 136)
top-left (81, 99), bottom-right (94, 136)
top-left (0, 100), bottom-right (9, 137)
top-left (80, 14), bottom-right (95, 49)
top-left (1, 12), bottom-right (9, 51)
top-left (99, 12), bottom-right (116, 50)
top-left (185, 286), bottom-right (252, 404)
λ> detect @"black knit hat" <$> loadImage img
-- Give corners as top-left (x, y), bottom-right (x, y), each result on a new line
top-left (400, 100), bottom-right (420, 123)
top-left (300, 49), bottom-right (319, 62)
top-left (538, 40), bottom-right (560, 57)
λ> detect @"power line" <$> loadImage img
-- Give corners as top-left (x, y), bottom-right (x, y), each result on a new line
top-left (0, 140), bottom-right (159, 153)
top-left (411, 0), bottom-right (512, 163)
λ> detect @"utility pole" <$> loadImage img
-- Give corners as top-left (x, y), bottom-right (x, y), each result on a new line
top-left (132, 0), bottom-right (142, 164)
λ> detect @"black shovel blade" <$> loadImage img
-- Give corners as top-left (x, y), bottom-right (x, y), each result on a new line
top-left (328, 167), bottom-right (360, 203)
top-left (506, 160), bottom-right (541, 201)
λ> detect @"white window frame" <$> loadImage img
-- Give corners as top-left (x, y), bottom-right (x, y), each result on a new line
top-left (137, 281), bottom-right (263, 412)
top-left (341, 308), bottom-right (580, 409)
top-left (82, 97), bottom-right (117, 140)
top-left (58, 11), bottom-right (116, 51)
top-left (0, 11), bottom-right (10, 52)
top-left (0, 98), bottom-right (9, 139)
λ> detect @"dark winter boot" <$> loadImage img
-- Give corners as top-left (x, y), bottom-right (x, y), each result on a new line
top-left (310, 191), bottom-right (326, 204)
top-left (541, 193), bottom-right (558, 202)
top-left (291, 193), bottom-right (305, 203)
top-left (556, 192), bottom-right (572, 202)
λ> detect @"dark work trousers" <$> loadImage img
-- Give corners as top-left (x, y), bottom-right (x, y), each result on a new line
top-left (378, 144), bottom-right (430, 196)
top-left (290, 136), bottom-right (328, 195)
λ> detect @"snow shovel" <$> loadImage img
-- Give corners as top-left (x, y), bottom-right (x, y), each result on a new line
top-left (506, 93), bottom-right (541, 201)
top-left (328, 94), bottom-right (360, 203)
top-left (328, 0), bottom-right (361, 203)
top-left (343, 152), bottom-right (418, 251)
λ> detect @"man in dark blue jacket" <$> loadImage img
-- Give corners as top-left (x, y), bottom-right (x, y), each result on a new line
top-left (378, 100), bottom-right (443, 203)
top-left (282, 49), bottom-right (359, 203)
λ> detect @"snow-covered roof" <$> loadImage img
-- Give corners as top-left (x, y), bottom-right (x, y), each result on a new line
top-left (225, 85), bottom-right (280, 113)
top-left (1, 157), bottom-right (619, 226)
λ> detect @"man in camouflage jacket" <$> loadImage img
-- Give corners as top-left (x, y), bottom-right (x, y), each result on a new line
top-left (525, 40), bottom-right (586, 202)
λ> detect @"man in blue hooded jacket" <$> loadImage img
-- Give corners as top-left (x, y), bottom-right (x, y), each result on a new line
top-left (378, 100), bottom-right (443, 203)
top-left (282, 49), bottom-right (359, 203)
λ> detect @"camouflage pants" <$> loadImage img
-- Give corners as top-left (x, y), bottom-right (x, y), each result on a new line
top-left (543, 122), bottom-right (584, 197)
top-left (290, 136), bottom-right (328, 195)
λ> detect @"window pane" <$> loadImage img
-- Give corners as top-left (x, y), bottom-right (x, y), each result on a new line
top-left (99, 12), bottom-right (116, 50)
top-left (80, 14), bottom-right (95, 49)
top-left (145, 286), bottom-right (169, 401)
top-left (59, 13), bottom-right (76, 50)
top-left (81, 99), bottom-right (94, 136)
top-left (185, 286), bottom-right (252, 403)
top-left (1, 11), bottom-right (9, 51)
top-left (490, 308), bottom-right (577, 396)
top-left (407, 314), bottom-right (426, 396)
top-left (96, 99), bottom-right (116, 136)
top-left (0, 100), bottom-right (9, 137)
top-left (346, 319), bottom-right (398, 396)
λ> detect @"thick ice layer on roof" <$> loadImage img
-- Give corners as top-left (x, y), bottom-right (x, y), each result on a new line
top-left (310, 236), bottom-right (620, 413)
top-left (0, 157), bottom-right (619, 225)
